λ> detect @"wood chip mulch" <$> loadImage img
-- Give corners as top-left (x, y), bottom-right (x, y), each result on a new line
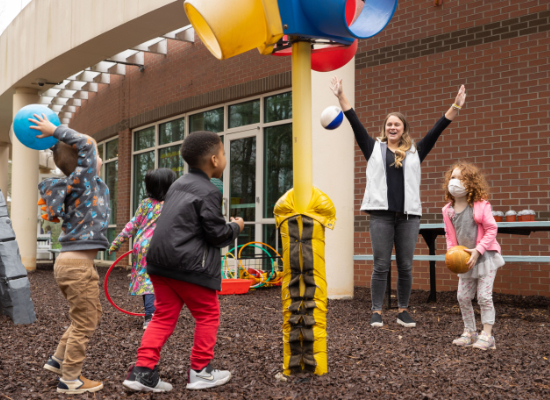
top-left (1, 264), bottom-right (549, 399)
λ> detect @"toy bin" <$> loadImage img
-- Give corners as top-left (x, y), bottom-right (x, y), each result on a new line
top-left (217, 279), bottom-right (252, 295)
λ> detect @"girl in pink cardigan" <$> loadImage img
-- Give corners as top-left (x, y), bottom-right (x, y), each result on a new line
top-left (442, 162), bottom-right (504, 350)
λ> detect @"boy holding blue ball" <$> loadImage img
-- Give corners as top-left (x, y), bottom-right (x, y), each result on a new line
top-left (30, 114), bottom-right (109, 395)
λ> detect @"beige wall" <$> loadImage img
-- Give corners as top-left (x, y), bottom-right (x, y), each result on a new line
top-left (312, 60), bottom-right (355, 299)
top-left (0, 143), bottom-right (9, 197)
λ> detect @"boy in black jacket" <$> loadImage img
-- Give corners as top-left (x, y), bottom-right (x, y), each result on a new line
top-left (123, 131), bottom-right (244, 393)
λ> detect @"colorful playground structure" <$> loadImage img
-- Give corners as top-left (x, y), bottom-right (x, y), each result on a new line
top-left (183, 0), bottom-right (398, 375)
top-left (221, 241), bottom-right (284, 290)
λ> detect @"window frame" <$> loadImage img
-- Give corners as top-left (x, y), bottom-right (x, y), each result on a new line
top-left (96, 136), bottom-right (119, 261)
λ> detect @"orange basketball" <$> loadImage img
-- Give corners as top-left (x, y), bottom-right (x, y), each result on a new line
top-left (445, 246), bottom-right (471, 274)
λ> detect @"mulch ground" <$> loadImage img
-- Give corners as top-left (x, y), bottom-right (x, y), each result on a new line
top-left (1, 264), bottom-right (549, 400)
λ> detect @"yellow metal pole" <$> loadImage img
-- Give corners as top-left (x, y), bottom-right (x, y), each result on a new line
top-left (291, 41), bottom-right (313, 214)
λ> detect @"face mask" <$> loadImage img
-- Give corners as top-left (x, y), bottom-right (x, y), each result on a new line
top-left (448, 179), bottom-right (468, 198)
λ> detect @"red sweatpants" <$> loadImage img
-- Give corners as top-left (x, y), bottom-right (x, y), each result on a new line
top-left (136, 275), bottom-right (220, 371)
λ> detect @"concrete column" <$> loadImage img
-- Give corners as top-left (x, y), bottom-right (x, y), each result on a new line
top-left (11, 88), bottom-right (40, 271)
top-left (0, 143), bottom-right (9, 197)
top-left (312, 59), bottom-right (356, 300)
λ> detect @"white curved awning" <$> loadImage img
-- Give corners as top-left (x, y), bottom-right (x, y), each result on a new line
top-left (0, 0), bottom-right (190, 143)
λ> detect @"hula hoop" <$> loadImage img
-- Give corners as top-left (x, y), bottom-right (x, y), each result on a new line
top-left (222, 251), bottom-right (237, 279)
top-left (104, 250), bottom-right (145, 317)
top-left (222, 244), bottom-right (274, 281)
top-left (238, 242), bottom-right (282, 289)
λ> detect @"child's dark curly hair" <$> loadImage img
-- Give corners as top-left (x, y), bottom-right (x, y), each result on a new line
top-left (443, 161), bottom-right (490, 207)
top-left (180, 131), bottom-right (222, 168)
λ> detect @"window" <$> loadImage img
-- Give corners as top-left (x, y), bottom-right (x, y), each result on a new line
top-left (265, 92), bottom-right (292, 123)
top-left (132, 118), bottom-right (186, 214)
top-left (130, 91), bottom-right (292, 259)
top-left (189, 107), bottom-right (224, 133)
top-left (229, 100), bottom-right (260, 128)
top-left (97, 137), bottom-right (119, 261)
top-left (264, 123), bottom-right (292, 218)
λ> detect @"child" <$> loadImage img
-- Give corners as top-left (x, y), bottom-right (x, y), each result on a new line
top-left (122, 131), bottom-right (244, 393)
top-left (109, 168), bottom-right (177, 329)
top-left (30, 114), bottom-right (110, 394)
top-left (442, 162), bottom-right (504, 350)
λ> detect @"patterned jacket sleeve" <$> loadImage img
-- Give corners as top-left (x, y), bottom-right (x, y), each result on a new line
top-left (53, 126), bottom-right (97, 172)
top-left (38, 178), bottom-right (69, 222)
top-left (110, 201), bottom-right (145, 252)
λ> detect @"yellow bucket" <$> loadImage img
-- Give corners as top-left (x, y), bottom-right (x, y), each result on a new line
top-left (184, 0), bottom-right (284, 59)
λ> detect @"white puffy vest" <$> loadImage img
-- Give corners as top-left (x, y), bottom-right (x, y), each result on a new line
top-left (360, 139), bottom-right (422, 216)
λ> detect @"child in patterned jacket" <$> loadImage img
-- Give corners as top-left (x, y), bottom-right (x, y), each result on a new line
top-left (30, 113), bottom-right (110, 394)
top-left (109, 168), bottom-right (177, 329)
top-left (442, 162), bottom-right (504, 351)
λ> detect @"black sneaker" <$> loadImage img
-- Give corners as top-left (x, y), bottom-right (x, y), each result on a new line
top-left (370, 313), bottom-right (383, 327)
top-left (143, 314), bottom-right (153, 330)
top-left (122, 365), bottom-right (172, 393)
top-left (43, 355), bottom-right (62, 376)
top-left (397, 311), bottom-right (416, 327)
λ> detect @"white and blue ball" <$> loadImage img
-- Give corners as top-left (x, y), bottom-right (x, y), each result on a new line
top-left (320, 106), bottom-right (343, 130)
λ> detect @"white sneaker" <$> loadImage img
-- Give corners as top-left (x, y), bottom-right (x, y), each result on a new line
top-left (187, 364), bottom-right (231, 390)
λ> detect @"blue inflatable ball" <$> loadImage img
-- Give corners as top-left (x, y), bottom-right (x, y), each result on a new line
top-left (13, 104), bottom-right (59, 150)
top-left (320, 105), bottom-right (343, 130)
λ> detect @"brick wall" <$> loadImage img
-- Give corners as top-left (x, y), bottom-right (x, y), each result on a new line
top-left (70, 39), bottom-right (291, 138)
top-left (68, 1), bottom-right (550, 296)
top-left (354, 0), bottom-right (550, 296)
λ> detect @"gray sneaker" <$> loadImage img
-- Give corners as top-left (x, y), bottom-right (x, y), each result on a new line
top-left (187, 364), bottom-right (231, 390)
top-left (370, 313), bottom-right (383, 327)
top-left (396, 311), bottom-right (416, 328)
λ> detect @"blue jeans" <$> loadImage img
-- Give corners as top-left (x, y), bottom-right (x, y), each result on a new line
top-left (369, 211), bottom-right (420, 311)
top-left (143, 294), bottom-right (155, 317)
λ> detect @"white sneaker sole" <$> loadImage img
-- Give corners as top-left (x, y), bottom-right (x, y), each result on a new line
top-left (57, 383), bottom-right (103, 394)
top-left (473, 344), bottom-right (497, 351)
top-left (370, 322), bottom-right (383, 327)
top-left (186, 373), bottom-right (231, 390)
top-left (123, 380), bottom-right (172, 392)
top-left (453, 342), bottom-right (474, 347)
top-left (397, 318), bottom-right (416, 328)
top-left (43, 363), bottom-right (62, 376)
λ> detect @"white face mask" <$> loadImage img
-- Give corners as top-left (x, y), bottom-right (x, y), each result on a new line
top-left (448, 179), bottom-right (468, 198)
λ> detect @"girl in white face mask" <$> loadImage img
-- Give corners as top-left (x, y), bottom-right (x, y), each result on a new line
top-left (442, 162), bottom-right (504, 351)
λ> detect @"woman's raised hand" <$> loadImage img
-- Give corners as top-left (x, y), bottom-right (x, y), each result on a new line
top-left (330, 76), bottom-right (343, 98)
top-left (454, 85), bottom-right (466, 108)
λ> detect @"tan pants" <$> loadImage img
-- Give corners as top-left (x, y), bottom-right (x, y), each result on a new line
top-left (53, 259), bottom-right (102, 380)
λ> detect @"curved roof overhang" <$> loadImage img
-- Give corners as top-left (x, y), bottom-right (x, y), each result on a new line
top-left (0, 0), bottom-right (189, 143)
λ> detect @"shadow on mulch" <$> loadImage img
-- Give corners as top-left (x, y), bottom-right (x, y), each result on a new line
top-left (1, 268), bottom-right (549, 399)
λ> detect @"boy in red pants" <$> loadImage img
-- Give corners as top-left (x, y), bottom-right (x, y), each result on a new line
top-left (123, 131), bottom-right (244, 392)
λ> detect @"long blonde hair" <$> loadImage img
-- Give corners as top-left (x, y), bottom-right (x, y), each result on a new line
top-left (379, 112), bottom-right (414, 168)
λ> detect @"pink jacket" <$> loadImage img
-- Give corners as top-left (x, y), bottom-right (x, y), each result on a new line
top-left (442, 200), bottom-right (502, 255)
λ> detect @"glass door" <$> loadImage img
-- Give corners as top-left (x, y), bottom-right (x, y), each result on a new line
top-left (223, 128), bottom-right (262, 257)
top-left (222, 121), bottom-right (293, 266)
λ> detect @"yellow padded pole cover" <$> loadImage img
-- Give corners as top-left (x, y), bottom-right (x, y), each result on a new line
top-left (274, 187), bottom-right (336, 376)
top-left (184, 0), bottom-right (284, 60)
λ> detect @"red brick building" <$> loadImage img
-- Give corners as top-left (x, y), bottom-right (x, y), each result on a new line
top-left (69, 0), bottom-right (550, 297)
